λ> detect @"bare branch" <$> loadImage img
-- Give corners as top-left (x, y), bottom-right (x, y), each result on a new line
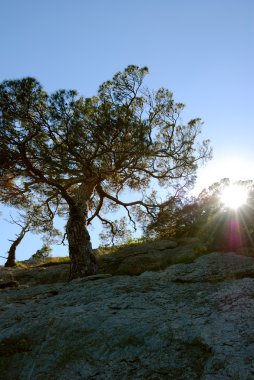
top-left (87, 193), bottom-right (104, 225)
top-left (60, 232), bottom-right (67, 246)
top-left (96, 184), bottom-right (158, 210)
top-left (97, 214), bottom-right (118, 245)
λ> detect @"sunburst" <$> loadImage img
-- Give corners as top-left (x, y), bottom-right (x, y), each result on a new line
top-left (220, 185), bottom-right (248, 210)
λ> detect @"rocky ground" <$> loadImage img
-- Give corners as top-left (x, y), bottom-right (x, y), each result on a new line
top-left (1, 240), bottom-right (254, 379)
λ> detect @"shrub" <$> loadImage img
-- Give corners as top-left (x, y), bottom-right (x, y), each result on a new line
top-left (31, 244), bottom-right (52, 260)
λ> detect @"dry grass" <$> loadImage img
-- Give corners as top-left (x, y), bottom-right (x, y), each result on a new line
top-left (33, 257), bottom-right (70, 267)
top-left (16, 256), bottom-right (71, 269)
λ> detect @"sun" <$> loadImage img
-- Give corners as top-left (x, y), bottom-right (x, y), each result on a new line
top-left (194, 156), bottom-right (254, 195)
top-left (220, 185), bottom-right (248, 210)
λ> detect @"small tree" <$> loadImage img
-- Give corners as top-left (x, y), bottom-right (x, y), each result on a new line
top-left (0, 66), bottom-right (211, 278)
top-left (4, 216), bottom-right (30, 267)
top-left (31, 244), bottom-right (52, 261)
top-left (3, 202), bottom-right (60, 267)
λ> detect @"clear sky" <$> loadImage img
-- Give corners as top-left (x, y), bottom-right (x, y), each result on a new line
top-left (0, 0), bottom-right (253, 264)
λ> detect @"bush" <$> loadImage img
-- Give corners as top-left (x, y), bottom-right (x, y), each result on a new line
top-left (31, 244), bottom-right (52, 260)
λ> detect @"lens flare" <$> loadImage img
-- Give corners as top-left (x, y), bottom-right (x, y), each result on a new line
top-left (220, 185), bottom-right (248, 210)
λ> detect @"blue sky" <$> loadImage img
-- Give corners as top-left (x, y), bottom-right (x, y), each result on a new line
top-left (0, 0), bottom-right (253, 263)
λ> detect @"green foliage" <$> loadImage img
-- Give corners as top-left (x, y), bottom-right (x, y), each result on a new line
top-left (0, 66), bottom-right (212, 272)
top-left (31, 244), bottom-right (52, 260)
top-left (124, 236), bottom-right (149, 246)
top-left (147, 178), bottom-right (254, 251)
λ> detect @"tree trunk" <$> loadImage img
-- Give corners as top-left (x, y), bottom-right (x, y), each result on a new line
top-left (66, 184), bottom-right (98, 279)
top-left (5, 228), bottom-right (27, 267)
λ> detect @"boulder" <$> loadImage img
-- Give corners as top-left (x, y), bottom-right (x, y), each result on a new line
top-left (0, 239), bottom-right (204, 284)
top-left (99, 239), bottom-right (204, 275)
top-left (0, 264), bottom-right (70, 286)
top-left (1, 251), bottom-right (254, 379)
top-left (120, 239), bottom-right (178, 252)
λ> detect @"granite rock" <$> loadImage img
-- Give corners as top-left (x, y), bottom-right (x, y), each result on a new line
top-left (1, 250), bottom-right (254, 379)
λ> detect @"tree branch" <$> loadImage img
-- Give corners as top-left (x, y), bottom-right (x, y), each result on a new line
top-left (87, 193), bottom-right (104, 225)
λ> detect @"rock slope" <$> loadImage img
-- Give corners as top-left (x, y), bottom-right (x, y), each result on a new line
top-left (1, 249), bottom-right (254, 379)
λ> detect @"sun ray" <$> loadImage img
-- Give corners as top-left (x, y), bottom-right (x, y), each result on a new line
top-left (220, 185), bottom-right (248, 210)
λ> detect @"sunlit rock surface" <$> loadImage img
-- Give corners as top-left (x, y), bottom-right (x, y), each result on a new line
top-left (1, 249), bottom-right (254, 379)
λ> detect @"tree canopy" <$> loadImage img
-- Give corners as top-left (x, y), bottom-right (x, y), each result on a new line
top-left (147, 178), bottom-right (254, 252)
top-left (0, 65), bottom-right (212, 277)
